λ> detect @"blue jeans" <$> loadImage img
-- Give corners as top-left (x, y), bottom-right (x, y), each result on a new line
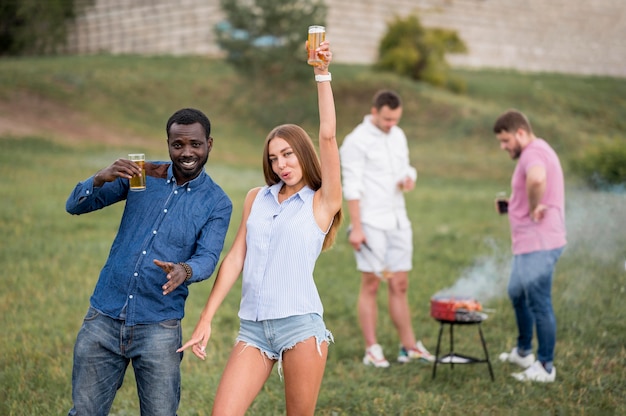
top-left (508, 247), bottom-right (564, 364)
top-left (68, 307), bottom-right (182, 416)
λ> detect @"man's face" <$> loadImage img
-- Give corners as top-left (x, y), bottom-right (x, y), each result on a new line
top-left (167, 122), bottom-right (211, 184)
top-left (496, 130), bottom-right (523, 160)
top-left (371, 105), bottom-right (403, 134)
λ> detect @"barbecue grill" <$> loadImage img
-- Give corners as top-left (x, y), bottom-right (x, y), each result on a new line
top-left (430, 295), bottom-right (494, 381)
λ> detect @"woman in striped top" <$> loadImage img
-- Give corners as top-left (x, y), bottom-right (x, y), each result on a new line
top-left (179, 40), bottom-right (342, 415)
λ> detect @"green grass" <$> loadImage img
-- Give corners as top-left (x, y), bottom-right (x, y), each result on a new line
top-left (0, 56), bottom-right (625, 415)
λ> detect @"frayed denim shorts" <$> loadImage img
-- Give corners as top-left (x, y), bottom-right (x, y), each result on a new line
top-left (236, 313), bottom-right (333, 378)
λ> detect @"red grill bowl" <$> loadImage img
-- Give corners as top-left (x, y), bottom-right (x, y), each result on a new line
top-left (430, 296), bottom-right (483, 321)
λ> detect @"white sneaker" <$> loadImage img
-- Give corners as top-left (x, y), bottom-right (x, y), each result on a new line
top-left (512, 360), bottom-right (556, 383)
top-left (397, 340), bottom-right (435, 363)
top-left (363, 344), bottom-right (390, 368)
top-left (498, 347), bottom-right (535, 369)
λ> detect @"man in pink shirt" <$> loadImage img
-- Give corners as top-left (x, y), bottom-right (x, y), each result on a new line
top-left (493, 109), bottom-right (566, 383)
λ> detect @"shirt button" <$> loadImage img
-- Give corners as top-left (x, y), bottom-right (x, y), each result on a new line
top-left (86, 190), bottom-right (90, 195)
top-left (134, 272), bottom-right (138, 277)
top-left (164, 209), bottom-right (167, 213)
top-left (129, 295), bottom-right (133, 299)
top-left (153, 230), bottom-right (157, 235)
top-left (142, 251), bottom-right (147, 255)
top-left (174, 190), bottom-right (178, 195)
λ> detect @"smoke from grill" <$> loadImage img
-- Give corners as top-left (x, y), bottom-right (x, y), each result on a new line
top-left (434, 188), bottom-right (625, 307)
top-left (561, 188), bottom-right (626, 301)
top-left (434, 238), bottom-right (510, 304)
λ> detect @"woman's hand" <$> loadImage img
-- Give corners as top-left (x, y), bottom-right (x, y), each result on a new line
top-left (314, 40), bottom-right (332, 73)
top-left (177, 322), bottom-right (212, 360)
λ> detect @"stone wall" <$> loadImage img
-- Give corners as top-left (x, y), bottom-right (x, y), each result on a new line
top-left (66, 0), bottom-right (626, 78)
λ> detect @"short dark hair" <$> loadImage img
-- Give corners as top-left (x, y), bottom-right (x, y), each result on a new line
top-left (493, 109), bottom-right (533, 134)
top-left (166, 108), bottom-right (211, 140)
top-left (372, 90), bottom-right (402, 111)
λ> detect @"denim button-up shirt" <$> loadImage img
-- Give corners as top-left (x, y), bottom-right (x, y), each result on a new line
top-left (66, 162), bottom-right (232, 326)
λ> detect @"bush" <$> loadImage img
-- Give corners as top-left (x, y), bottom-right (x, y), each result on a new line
top-left (569, 139), bottom-right (626, 191)
top-left (375, 14), bottom-right (467, 92)
top-left (216, 0), bottom-right (327, 81)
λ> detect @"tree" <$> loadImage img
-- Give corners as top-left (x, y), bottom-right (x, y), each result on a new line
top-left (375, 14), bottom-right (467, 92)
top-left (0, 0), bottom-right (91, 56)
top-left (216, 0), bottom-right (327, 80)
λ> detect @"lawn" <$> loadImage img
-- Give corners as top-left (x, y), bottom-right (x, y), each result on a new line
top-left (0, 56), bottom-right (624, 415)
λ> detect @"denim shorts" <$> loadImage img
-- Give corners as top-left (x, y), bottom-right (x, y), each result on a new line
top-left (236, 313), bottom-right (333, 377)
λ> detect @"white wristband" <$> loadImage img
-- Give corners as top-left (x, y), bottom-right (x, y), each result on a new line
top-left (315, 73), bottom-right (332, 83)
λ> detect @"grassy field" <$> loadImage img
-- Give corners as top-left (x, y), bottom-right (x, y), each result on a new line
top-left (0, 55), bottom-right (625, 415)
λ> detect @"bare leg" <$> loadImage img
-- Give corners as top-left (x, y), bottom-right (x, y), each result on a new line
top-left (358, 272), bottom-right (381, 347)
top-left (211, 341), bottom-right (274, 416)
top-left (282, 336), bottom-right (328, 416)
top-left (387, 271), bottom-right (417, 348)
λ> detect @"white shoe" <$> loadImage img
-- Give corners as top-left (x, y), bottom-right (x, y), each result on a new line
top-left (498, 347), bottom-right (535, 369)
top-left (363, 344), bottom-right (390, 368)
top-left (512, 360), bottom-right (556, 383)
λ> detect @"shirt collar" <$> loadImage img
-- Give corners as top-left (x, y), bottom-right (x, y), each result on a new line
top-left (265, 181), bottom-right (312, 202)
top-left (166, 164), bottom-right (207, 190)
top-left (364, 114), bottom-right (387, 137)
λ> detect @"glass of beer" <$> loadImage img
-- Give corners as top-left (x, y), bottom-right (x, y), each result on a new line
top-left (307, 25), bottom-right (325, 66)
top-left (128, 153), bottom-right (146, 191)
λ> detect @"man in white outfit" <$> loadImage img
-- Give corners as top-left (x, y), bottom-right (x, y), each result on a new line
top-left (340, 90), bottom-right (434, 367)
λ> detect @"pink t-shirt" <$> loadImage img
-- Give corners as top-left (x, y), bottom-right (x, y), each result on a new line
top-left (509, 139), bottom-right (566, 254)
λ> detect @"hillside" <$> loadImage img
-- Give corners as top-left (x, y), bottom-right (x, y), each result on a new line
top-left (1, 55), bottom-right (625, 180)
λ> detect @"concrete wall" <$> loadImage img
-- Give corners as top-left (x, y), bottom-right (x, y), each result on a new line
top-left (66, 0), bottom-right (626, 78)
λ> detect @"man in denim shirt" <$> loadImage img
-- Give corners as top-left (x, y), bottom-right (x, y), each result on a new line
top-left (66, 108), bottom-right (232, 415)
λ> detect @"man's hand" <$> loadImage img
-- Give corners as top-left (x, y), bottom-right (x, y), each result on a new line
top-left (154, 259), bottom-right (187, 295)
top-left (347, 226), bottom-right (366, 251)
top-left (530, 204), bottom-right (547, 222)
top-left (93, 158), bottom-right (142, 187)
top-left (398, 177), bottom-right (415, 192)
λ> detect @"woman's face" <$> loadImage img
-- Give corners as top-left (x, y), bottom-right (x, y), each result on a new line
top-left (268, 137), bottom-right (303, 188)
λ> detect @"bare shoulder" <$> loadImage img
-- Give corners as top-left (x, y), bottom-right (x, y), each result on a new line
top-left (246, 186), bottom-right (262, 199)
top-left (243, 187), bottom-right (263, 209)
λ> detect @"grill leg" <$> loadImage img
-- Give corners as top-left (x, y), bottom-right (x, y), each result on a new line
top-left (449, 323), bottom-right (455, 370)
top-left (478, 323), bottom-right (495, 381)
top-left (432, 322), bottom-right (444, 379)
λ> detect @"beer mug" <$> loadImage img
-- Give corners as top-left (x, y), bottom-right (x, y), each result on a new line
top-left (307, 25), bottom-right (326, 66)
top-left (128, 153), bottom-right (146, 191)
